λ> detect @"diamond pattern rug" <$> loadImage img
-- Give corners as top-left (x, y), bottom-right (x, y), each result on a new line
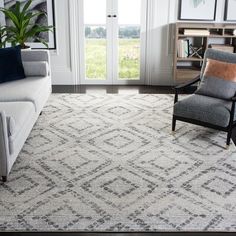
top-left (0, 94), bottom-right (236, 232)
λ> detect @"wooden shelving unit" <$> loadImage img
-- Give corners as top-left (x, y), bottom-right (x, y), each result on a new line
top-left (173, 23), bottom-right (236, 84)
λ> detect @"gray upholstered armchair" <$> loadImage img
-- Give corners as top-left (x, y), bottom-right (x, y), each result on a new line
top-left (173, 49), bottom-right (236, 148)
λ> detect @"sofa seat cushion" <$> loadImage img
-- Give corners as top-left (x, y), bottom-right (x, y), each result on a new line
top-left (0, 102), bottom-right (35, 139)
top-left (174, 94), bottom-right (234, 127)
top-left (0, 76), bottom-right (50, 112)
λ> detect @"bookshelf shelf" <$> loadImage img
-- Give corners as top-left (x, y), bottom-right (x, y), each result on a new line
top-left (178, 34), bottom-right (236, 38)
top-left (177, 57), bottom-right (203, 62)
top-left (208, 34), bottom-right (236, 38)
top-left (223, 34), bottom-right (236, 38)
top-left (176, 67), bottom-right (201, 84)
top-left (178, 34), bottom-right (206, 37)
top-left (174, 23), bottom-right (236, 84)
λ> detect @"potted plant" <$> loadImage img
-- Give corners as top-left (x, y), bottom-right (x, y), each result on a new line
top-left (0, 0), bottom-right (53, 49)
top-left (0, 26), bottom-right (8, 48)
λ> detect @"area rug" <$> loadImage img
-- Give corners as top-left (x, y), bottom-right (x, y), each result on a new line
top-left (0, 94), bottom-right (236, 232)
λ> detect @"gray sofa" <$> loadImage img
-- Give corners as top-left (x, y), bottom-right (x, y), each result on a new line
top-left (0, 50), bottom-right (51, 182)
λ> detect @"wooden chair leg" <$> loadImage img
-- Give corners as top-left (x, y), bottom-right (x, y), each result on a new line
top-left (172, 117), bottom-right (176, 134)
top-left (226, 129), bottom-right (233, 149)
top-left (2, 176), bottom-right (7, 182)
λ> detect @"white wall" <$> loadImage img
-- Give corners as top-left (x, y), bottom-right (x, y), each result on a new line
top-left (145, 0), bottom-right (177, 86)
top-left (50, 0), bottom-right (75, 85)
top-left (50, 0), bottom-right (230, 86)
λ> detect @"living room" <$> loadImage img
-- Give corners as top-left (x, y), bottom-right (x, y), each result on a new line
top-left (0, 0), bottom-right (236, 236)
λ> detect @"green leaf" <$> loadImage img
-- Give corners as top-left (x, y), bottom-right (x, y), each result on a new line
top-left (1, 9), bottom-right (21, 29)
top-left (14, 2), bottom-right (21, 19)
top-left (35, 37), bottom-right (49, 48)
top-left (22, 0), bottom-right (32, 15)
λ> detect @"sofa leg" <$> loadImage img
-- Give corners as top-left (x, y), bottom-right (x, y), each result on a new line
top-left (172, 117), bottom-right (176, 133)
top-left (2, 176), bottom-right (7, 182)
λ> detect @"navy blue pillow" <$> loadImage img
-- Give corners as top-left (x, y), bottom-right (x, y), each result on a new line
top-left (0, 46), bottom-right (25, 84)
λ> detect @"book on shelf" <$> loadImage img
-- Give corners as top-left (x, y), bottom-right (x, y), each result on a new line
top-left (177, 39), bottom-right (189, 58)
top-left (233, 29), bottom-right (236, 36)
top-left (184, 29), bottom-right (210, 36)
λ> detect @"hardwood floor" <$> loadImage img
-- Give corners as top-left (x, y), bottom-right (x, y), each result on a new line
top-left (52, 85), bottom-right (236, 145)
top-left (52, 85), bottom-right (175, 94)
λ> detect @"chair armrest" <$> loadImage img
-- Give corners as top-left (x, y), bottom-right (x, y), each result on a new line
top-left (173, 75), bottom-right (201, 104)
top-left (175, 76), bottom-right (201, 90)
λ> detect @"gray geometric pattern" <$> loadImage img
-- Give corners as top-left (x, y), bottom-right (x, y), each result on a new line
top-left (0, 94), bottom-right (236, 232)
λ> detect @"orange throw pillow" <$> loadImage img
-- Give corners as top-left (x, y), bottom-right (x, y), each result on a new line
top-left (204, 59), bottom-right (236, 82)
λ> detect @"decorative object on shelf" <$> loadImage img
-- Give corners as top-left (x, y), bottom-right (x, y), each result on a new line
top-left (184, 29), bottom-right (210, 36)
top-left (224, 0), bottom-right (236, 21)
top-left (177, 39), bottom-right (189, 58)
top-left (0, 0), bottom-right (56, 49)
top-left (189, 44), bottom-right (203, 58)
top-left (179, 0), bottom-right (217, 21)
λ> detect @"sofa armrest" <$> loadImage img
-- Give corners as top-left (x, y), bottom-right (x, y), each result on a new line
top-left (23, 61), bottom-right (50, 77)
top-left (21, 50), bottom-right (51, 77)
top-left (0, 111), bottom-right (10, 177)
top-left (21, 50), bottom-right (50, 63)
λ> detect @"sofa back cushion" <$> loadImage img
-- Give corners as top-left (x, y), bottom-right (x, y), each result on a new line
top-left (0, 46), bottom-right (25, 84)
top-left (196, 57), bottom-right (236, 100)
